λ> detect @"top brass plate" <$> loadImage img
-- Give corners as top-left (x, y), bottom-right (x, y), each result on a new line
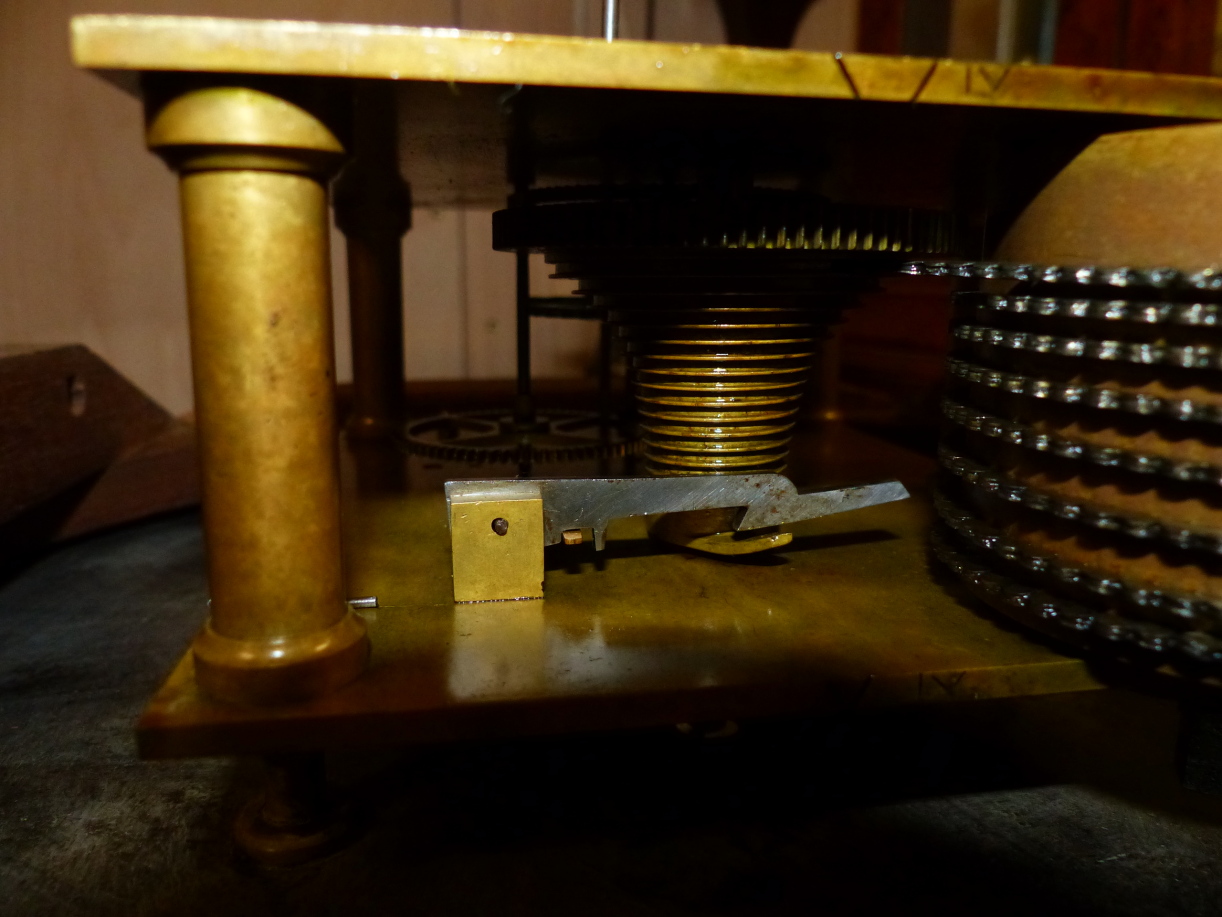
top-left (74, 14), bottom-right (1222, 120)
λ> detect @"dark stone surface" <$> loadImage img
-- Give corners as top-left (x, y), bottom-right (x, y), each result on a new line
top-left (3, 512), bottom-right (1222, 916)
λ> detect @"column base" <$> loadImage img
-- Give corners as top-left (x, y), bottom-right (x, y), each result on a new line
top-left (193, 610), bottom-right (369, 706)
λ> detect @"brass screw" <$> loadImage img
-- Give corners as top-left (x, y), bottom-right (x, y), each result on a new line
top-left (491, 517), bottom-right (509, 536)
top-left (562, 529), bottom-right (583, 545)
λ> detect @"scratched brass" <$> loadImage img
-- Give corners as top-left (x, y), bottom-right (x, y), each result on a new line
top-left (147, 84), bottom-right (369, 707)
top-left (73, 15), bottom-right (1222, 121)
top-left (448, 489), bottom-right (545, 602)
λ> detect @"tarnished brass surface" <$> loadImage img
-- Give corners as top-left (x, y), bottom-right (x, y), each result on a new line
top-left (149, 85), bottom-right (368, 706)
top-left (136, 427), bottom-right (1106, 759)
top-left (998, 122), bottom-right (1222, 270)
top-left (74, 15), bottom-right (1222, 121)
top-left (448, 485), bottom-right (544, 602)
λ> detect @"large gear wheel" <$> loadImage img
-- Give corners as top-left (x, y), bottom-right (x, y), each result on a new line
top-left (497, 185), bottom-right (960, 479)
top-left (402, 409), bottom-right (636, 465)
top-left (496, 184), bottom-right (957, 257)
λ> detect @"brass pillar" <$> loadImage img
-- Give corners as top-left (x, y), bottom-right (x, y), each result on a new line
top-left (147, 84), bottom-right (368, 705)
top-left (334, 82), bottom-right (411, 438)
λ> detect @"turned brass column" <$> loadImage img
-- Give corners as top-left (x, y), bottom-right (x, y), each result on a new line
top-left (334, 82), bottom-right (411, 437)
top-left (147, 83), bottom-right (368, 705)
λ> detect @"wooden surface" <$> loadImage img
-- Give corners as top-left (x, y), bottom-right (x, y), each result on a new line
top-left (52, 419), bottom-right (198, 541)
top-left (0, 344), bottom-right (199, 554)
top-left (136, 424), bottom-right (1108, 759)
top-left (0, 345), bottom-right (170, 525)
top-left (1056, 0), bottom-right (1218, 76)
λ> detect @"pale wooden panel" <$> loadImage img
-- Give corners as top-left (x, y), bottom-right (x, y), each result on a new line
top-left (793, 0), bottom-right (859, 51)
top-left (403, 209), bottom-right (468, 380)
top-left (456, 209), bottom-right (602, 382)
top-left (458, 0), bottom-right (575, 33)
top-left (0, 1), bottom-right (185, 414)
top-left (461, 209), bottom-right (517, 380)
top-left (528, 251), bottom-right (599, 378)
top-left (652, 0), bottom-right (726, 43)
top-left (570, 0), bottom-right (603, 37)
top-left (0, 0), bottom-right (456, 415)
top-left (950, 0), bottom-right (1001, 61)
top-left (4, 0), bottom-right (718, 414)
top-left (530, 318), bottom-right (601, 376)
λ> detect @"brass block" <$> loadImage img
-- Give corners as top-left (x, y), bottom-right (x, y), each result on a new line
top-left (448, 484), bottom-right (544, 602)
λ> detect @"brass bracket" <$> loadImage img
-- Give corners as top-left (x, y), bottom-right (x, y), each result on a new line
top-left (445, 474), bottom-right (910, 601)
top-left (447, 482), bottom-right (544, 603)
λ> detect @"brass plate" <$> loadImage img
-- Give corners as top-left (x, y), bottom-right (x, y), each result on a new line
top-left (75, 16), bottom-right (1222, 208)
top-left (74, 15), bottom-right (1222, 121)
top-left (136, 429), bottom-right (1105, 759)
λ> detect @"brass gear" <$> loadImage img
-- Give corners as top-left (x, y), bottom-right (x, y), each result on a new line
top-left (401, 409), bottom-right (637, 465)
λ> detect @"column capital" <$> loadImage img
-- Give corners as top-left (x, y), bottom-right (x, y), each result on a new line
top-left (146, 81), bottom-right (348, 175)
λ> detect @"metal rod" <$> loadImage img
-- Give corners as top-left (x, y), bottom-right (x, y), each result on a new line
top-left (514, 248), bottom-right (534, 429)
top-left (515, 247), bottom-right (535, 478)
top-left (603, 0), bottom-right (619, 41)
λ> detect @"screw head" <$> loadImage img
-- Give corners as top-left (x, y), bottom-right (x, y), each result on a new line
top-left (491, 517), bottom-right (509, 536)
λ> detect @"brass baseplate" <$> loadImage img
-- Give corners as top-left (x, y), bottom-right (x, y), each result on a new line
top-left (136, 425), bottom-right (1108, 759)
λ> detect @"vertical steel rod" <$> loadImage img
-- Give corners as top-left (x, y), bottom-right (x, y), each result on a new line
top-left (604, 0), bottom-right (619, 41)
top-left (515, 248), bottom-right (535, 478)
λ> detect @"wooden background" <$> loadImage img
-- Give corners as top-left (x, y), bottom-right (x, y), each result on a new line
top-left (0, 0), bottom-right (857, 415)
top-left (3, 1), bottom-right (1215, 416)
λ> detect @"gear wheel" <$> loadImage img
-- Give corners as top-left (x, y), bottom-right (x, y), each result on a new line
top-left (497, 184), bottom-right (957, 257)
top-left (402, 409), bottom-right (636, 465)
top-left (496, 185), bottom-right (960, 479)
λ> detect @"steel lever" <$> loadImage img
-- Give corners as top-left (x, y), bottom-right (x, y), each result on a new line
top-left (444, 474), bottom-right (909, 602)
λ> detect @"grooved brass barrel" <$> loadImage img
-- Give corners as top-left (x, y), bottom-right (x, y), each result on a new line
top-left (495, 186), bottom-right (957, 552)
top-left (548, 251), bottom-right (863, 476)
top-left (147, 82), bottom-right (368, 705)
top-left (621, 303), bottom-right (818, 474)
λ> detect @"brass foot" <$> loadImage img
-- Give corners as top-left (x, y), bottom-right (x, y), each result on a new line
top-left (234, 754), bottom-right (353, 868)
